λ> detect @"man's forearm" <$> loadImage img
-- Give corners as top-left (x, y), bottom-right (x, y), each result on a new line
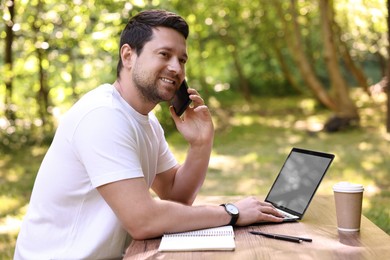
top-left (169, 142), bottom-right (213, 204)
top-left (129, 199), bottom-right (229, 240)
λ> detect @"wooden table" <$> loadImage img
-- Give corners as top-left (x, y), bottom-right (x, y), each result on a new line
top-left (123, 195), bottom-right (390, 259)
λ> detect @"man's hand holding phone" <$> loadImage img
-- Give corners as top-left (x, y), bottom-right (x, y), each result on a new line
top-left (170, 80), bottom-right (214, 147)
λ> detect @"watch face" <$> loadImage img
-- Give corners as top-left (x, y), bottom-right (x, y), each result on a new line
top-left (226, 204), bottom-right (239, 215)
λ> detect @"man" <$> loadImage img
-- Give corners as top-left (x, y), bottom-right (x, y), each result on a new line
top-left (15, 10), bottom-right (283, 259)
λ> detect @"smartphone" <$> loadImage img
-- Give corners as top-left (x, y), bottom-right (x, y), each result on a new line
top-left (171, 80), bottom-right (192, 116)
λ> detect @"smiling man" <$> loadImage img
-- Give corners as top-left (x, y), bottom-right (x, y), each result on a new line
top-left (14, 10), bottom-right (283, 259)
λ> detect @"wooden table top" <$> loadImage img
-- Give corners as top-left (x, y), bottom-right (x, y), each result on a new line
top-left (123, 195), bottom-right (390, 259)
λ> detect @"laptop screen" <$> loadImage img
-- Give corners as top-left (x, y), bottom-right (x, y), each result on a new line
top-left (265, 148), bottom-right (334, 217)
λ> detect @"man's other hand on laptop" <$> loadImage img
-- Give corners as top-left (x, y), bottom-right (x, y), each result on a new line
top-left (234, 197), bottom-right (285, 226)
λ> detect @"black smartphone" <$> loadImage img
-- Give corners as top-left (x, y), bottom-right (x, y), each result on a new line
top-left (171, 80), bottom-right (192, 116)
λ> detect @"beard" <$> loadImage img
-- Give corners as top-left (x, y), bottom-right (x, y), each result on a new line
top-left (133, 73), bottom-right (162, 104)
top-left (132, 64), bottom-right (177, 105)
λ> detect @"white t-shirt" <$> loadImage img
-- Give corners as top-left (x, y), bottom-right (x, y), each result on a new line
top-left (14, 84), bottom-right (177, 259)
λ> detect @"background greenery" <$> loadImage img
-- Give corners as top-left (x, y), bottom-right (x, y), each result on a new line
top-left (1, 0), bottom-right (389, 258)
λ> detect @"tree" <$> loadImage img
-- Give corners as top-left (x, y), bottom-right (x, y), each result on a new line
top-left (285, 0), bottom-right (338, 111)
top-left (30, 0), bottom-right (52, 127)
top-left (387, 0), bottom-right (390, 133)
top-left (282, 0), bottom-right (362, 131)
top-left (333, 21), bottom-right (370, 95)
top-left (3, 0), bottom-right (15, 122)
top-left (264, 1), bottom-right (303, 94)
top-left (319, 0), bottom-right (359, 128)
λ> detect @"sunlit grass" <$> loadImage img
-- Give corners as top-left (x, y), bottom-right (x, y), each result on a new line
top-left (0, 90), bottom-right (389, 258)
top-left (0, 147), bottom-right (46, 258)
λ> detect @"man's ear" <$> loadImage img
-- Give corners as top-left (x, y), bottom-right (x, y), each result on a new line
top-left (120, 44), bottom-right (135, 69)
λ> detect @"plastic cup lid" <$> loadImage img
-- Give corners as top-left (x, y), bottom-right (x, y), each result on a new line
top-left (333, 182), bottom-right (364, 193)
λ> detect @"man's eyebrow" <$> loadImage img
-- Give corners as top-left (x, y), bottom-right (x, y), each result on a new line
top-left (157, 47), bottom-right (188, 60)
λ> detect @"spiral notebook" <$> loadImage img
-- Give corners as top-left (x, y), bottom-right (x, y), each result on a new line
top-left (158, 225), bottom-right (235, 252)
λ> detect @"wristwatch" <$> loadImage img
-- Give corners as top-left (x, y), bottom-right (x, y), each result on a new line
top-left (220, 203), bottom-right (239, 226)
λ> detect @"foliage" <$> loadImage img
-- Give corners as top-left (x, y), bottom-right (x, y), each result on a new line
top-left (1, 1), bottom-right (388, 143)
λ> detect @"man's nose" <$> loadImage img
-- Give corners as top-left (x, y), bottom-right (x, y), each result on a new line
top-left (167, 58), bottom-right (183, 75)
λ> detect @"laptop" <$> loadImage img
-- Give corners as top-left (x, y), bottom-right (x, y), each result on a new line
top-left (262, 147), bottom-right (335, 223)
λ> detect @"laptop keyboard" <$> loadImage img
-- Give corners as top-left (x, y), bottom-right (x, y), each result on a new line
top-left (276, 209), bottom-right (299, 220)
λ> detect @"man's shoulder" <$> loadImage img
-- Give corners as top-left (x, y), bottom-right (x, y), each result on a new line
top-left (65, 84), bottom-right (118, 115)
top-left (79, 83), bottom-right (115, 104)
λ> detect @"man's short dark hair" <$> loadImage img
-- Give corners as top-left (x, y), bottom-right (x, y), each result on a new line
top-left (117, 9), bottom-right (189, 77)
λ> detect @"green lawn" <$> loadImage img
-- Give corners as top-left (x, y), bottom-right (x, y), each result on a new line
top-left (1, 90), bottom-right (389, 258)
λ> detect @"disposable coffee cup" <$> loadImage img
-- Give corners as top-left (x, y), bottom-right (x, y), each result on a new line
top-left (333, 182), bottom-right (364, 232)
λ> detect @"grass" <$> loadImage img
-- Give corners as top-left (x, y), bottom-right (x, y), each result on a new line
top-left (1, 90), bottom-right (389, 258)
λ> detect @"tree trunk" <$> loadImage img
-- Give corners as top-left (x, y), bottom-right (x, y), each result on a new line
top-left (194, 33), bottom-right (210, 100)
top-left (287, 0), bottom-right (337, 111)
top-left (333, 20), bottom-right (370, 95)
top-left (263, 4), bottom-right (303, 95)
top-left (221, 35), bottom-right (252, 101)
top-left (272, 44), bottom-right (303, 94)
top-left (36, 48), bottom-right (50, 125)
top-left (4, 0), bottom-right (16, 122)
top-left (68, 48), bottom-right (79, 100)
top-left (387, 0), bottom-right (390, 133)
top-left (320, 0), bottom-right (359, 118)
top-left (32, 0), bottom-right (51, 126)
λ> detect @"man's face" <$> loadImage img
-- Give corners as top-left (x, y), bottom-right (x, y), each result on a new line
top-left (131, 27), bottom-right (188, 104)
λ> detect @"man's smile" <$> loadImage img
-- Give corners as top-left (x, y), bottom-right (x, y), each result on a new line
top-left (160, 77), bottom-right (175, 84)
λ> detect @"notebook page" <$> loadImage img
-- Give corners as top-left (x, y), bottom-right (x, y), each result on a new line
top-left (158, 225), bottom-right (235, 251)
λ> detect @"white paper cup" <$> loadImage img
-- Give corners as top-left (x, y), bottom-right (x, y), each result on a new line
top-left (333, 182), bottom-right (364, 232)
